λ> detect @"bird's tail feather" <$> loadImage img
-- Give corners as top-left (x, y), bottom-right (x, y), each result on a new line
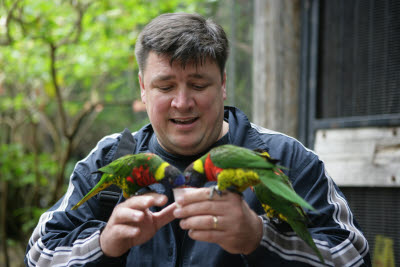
top-left (288, 221), bottom-right (325, 264)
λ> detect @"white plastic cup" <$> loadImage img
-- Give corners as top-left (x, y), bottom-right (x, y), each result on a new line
top-left (173, 187), bottom-right (197, 207)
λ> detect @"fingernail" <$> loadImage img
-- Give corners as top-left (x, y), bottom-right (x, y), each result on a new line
top-left (175, 196), bottom-right (184, 207)
top-left (174, 208), bottom-right (182, 217)
top-left (157, 196), bottom-right (166, 204)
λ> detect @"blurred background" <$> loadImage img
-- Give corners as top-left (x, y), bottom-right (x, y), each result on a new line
top-left (0, 0), bottom-right (398, 266)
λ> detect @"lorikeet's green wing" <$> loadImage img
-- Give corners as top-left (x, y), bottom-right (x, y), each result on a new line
top-left (210, 145), bottom-right (277, 170)
top-left (254, 183), bottom-right (325, 263)
top-left (98, 154), bottom-right (136, 175)
top-left (254, 148), bottom-right (314, 210)
top-left (257, 169), bottom-right (315, 211)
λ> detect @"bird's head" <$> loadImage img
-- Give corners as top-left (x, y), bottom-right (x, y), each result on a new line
top-left (159, 164), bottom-right (186, 189)
top-left (183, 159), bottom-right (207, 188)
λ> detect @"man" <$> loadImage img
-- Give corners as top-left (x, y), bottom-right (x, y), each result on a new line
top-left (25, 13), bottom-right (371, 266)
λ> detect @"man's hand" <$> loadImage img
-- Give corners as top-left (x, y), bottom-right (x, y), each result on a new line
top-left (173, 188), bottom-right (263, 255)
top-left (100, 193), bottom-right (176, 257)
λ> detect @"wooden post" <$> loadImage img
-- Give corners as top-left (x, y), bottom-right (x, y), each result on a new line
top-left (252, 0), bottom-right (301, 138)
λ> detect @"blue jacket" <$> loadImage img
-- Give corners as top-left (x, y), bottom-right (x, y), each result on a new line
top-left (25, 107), bottom-right (371, 266)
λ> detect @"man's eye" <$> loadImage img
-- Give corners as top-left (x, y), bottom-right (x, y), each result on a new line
top-left (158, 86), bottom-right (172, 91)
top-left (192, 84), bottom-right (208, 90)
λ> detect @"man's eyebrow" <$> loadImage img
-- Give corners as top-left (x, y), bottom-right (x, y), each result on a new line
top-left (151, 73), bottom-right (212, 82)
top-left (151, 74), bottom-right (175, 82)
top-left (188, 73), bottom-right (211, 79)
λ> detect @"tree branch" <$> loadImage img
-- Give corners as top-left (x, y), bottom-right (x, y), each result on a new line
top-left (37, 108), bottom-right (62, 150)
top-left (48, 42), bottom-right (69, 138)
top-left (0, 180), bottom-right (10, 267)
top-left (68, 101), bottom-right (100, 140)
top-left (57, 1), bottom-right (92, 47)
top-left (47, 1), bottom-right (94, 139)
top-left (0, 0), bottom-right (21, 46)
top-left (0, 117), bottom-right (16, 129)
top-left (71, 105), bottom-right (102, 151)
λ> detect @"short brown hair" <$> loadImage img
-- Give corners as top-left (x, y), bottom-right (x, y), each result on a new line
top-left (135, 13), bottom-right (229, 78)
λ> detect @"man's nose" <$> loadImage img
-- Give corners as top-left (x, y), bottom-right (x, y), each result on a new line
top-left (171, 88), bottom-right (194, 110)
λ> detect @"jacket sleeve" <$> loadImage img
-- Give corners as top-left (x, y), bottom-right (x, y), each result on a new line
top-left (244, 141), bottom-right (371, 267)
top-left (24, 133), bottom-right (127, 267)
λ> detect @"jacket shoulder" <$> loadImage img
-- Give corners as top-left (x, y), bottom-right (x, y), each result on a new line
top-left (248, 123), bottom-right (318, 176)
top-left (75, 131), bottom-right (129, 177)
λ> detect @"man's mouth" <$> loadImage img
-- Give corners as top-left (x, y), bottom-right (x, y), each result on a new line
top-left (171, 118), bottom-right (198, 124)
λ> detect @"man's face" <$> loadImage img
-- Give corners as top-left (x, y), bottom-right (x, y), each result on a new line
top-left (139, 52), bottom-right (227, 156)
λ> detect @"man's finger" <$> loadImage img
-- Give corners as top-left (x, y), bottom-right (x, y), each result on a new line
top-left (174, 198), bottom-right (239, 218)
top-left (120, 193), bottom-right (168, 210)
top-left (175, 187), bottom-right (226, 206)
top-left (187, 229), bottom-right (225, 243)
top-left (153, 202), bottom-right (177, 229)
top-left (110, 207), bottom-right (145, 224)
top-left (180, 215), bottom-right (225, 231)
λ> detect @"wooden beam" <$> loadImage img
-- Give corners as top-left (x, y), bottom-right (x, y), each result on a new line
top-left (252, 0), bottom-right (301, 138)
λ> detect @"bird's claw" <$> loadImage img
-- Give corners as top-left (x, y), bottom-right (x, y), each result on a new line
top-left (208, 185), bottom-right (222, 200)
top-left (134, 186), bottom-right (154, 196)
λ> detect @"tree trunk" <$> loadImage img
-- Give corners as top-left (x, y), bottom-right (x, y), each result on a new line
top-left (252, 0), bottom-right (301, 138)
top-left (51, 139), bottom-right (73, 204)
top-left (1, 180), bottom-right (10, 267)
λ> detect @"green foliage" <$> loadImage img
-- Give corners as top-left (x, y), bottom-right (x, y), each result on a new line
top-left (0, 142), bottom-right (57, 193)
top-left (0, 143), bottom-right (57, 244)
top-left (0, 144), bottom-right (26, 183)
top-left (0, 93), bottom-right (28, 113)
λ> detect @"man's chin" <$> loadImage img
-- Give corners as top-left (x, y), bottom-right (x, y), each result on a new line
top-left (168, 139), bottom-right (204, 156)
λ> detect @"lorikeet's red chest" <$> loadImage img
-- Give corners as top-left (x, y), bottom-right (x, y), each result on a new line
top-left (205, 154), bottom-right (223, 181)
top-left (127, 165), bottom-right (156, 186)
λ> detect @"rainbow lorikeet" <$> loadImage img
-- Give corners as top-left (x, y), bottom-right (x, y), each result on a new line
top-left (183, 144), bottom-right (324, 264)
top-left (71, 153), bottom-right (185, 210)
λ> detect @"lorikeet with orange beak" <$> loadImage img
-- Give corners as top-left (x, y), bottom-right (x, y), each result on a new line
top-left (183, 144), bottom-right (324, 264)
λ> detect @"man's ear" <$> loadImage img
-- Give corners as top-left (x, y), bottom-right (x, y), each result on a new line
top-left (222, 71), bottom-right (227, 100)
top-left (139, 72), bottom-right (146, 104)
